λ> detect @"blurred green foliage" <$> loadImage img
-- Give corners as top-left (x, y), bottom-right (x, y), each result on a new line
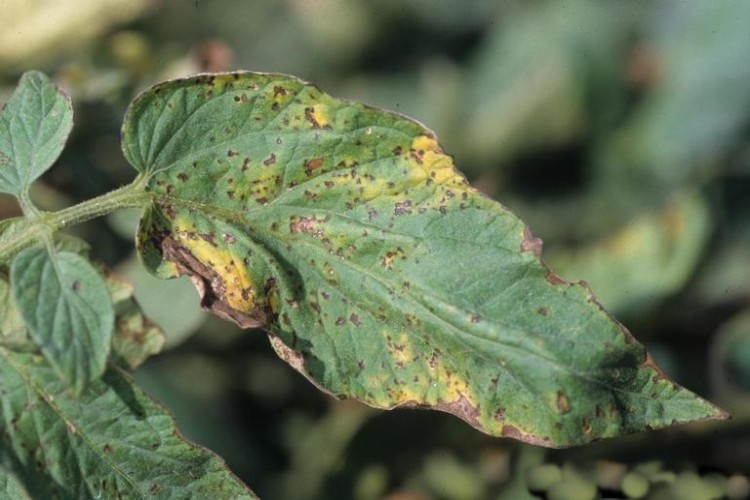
top-left (2, 0), bottom-right (750, 498)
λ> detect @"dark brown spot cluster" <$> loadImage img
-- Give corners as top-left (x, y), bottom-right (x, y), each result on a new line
top-left (289, 215), bottom-right (328, 237)
top-left (380, 246), bottom-right (406, 270)
top-left (394, 200), bottom-right (412, 216)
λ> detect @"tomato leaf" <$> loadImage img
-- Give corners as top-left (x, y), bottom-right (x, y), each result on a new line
top-left (0, 71), bottom-right (73, 198)
top-left (103, 268), bottom-right (165, 369)
top-left (0, 349), bottom-right (256, 499)
top-left (10, 247), bottom-right (113, 395)
top-left (122, 72), bottom-right (726, 447)
top-left (0, 468), bottom-right (31, 500)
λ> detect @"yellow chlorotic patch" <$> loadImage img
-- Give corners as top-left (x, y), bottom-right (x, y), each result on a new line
top-left (306, 105), bottom-right (331, 128)
top-left (430, 361), bottom-right (475, 405)
top-left (365, 329), bottom-right (478, 409)
top-left (410, 135), bottom-right (460, 186)
top-left (268, 291), bottom-right (280, 314)
top-left (172, 223), bottom-right (259, 312)
top-left (387, 332), bottom-right (415, 365)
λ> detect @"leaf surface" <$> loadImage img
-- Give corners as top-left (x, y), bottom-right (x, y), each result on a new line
top-left (0, 71), bottom-right (73, 197)
top-left (0, 348), bottom-right (256, 499)
top-left (0, 468), bottom-right (31, 500)
top-left (104, 268), bottom-right (165, 369)
top-left (122, 72), bottom-right (725, 447)
top-left (10, 247), bottom-right (113, 394)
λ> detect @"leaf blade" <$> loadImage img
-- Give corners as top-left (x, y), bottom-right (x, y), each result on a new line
top-left (0, 348), bottom-right (256, 499)
top-left (10, 247), bottom-right (113, 394)
top-left (0, 468), bottom-right (31, 500)
top-left (0, 71), bottom-right (73, 197)
top-left (123, 72), bottom-right (726, 447)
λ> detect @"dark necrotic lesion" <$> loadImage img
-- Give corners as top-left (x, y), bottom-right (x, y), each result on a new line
top-left (160, 236), bottom-right (269, 329)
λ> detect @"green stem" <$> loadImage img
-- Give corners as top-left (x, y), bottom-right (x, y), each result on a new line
top-left (0, 175), bottom-right (153, 262)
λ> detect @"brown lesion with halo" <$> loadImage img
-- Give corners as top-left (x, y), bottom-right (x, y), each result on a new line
top-left (160, 236), bottom-right (269, 329)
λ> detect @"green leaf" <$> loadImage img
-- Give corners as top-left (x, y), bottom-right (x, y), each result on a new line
top-left (104, 268), bottom-right (165, 369)
top-left (0, 468), bottom-right (31, 500)
top-left (10, 247), bottom-right (113, 394)
top-left (0, 71), bottom-right (73, 198)
top-left (0, 278), bottom-right (31, 349)
top-left (0, 348), bottom-right (256, 499)
top-left (122, 72), bottom-right (726, 447)
top-left (0, 214), bottom-right (163, 366)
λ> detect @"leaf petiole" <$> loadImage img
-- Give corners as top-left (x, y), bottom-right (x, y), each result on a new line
top-left (0, 174), bottom-right (152, 262)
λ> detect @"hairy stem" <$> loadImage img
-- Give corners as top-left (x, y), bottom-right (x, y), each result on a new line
top-left (0, 175), bottom-right (152, 262)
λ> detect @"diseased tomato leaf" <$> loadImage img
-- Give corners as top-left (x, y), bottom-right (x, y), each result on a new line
top-left (121, 72), bottom-right (726, 447)
top-left (0, 348), bottom-right (256, 499)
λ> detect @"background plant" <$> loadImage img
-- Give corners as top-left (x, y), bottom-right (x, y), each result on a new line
top-left (1, 1), bottom-right (750, 499)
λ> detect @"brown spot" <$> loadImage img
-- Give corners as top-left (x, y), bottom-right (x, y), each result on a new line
top-left (546, 270), bottom-right (567, 285)
top-left (500, 425), bottom-right (551, 446)
top-left (335, 317), bottom-right (346, 326)
top-left (434, 393), bottom-right (480, 428)
top-left (71, 280), bottom-right (80, 293)
top-left (263, 154), bottom-right (276, 166)
top-left (537, 307), bottom-right (548, 316)
top-left (103, 444), bottom-right (112, 453)
top-left (289, 216), bottom-right (325, 235)
top-left (199, 233), bottom-right (216, 246)
top-left (521, 227), bottom-right (543, 257)
top-left (227, 150), bottom-right (239, 157)
top-left (304, 158), bottom-right (324, 175)
top-left (242, 158), bottom-right (251, 171)
top-left (273, 86), bottom-right (287, 97)
top-left (582, 418), bottom-right (592, 435)
top-left (349, 313), bottom-right (361, 326)
top-left (555, 391), bottom-right (571, 414)
top-left (394, 200), bottom-right (412, 216)
top-left (410, 148), bottom-right (424, 164)
top-left (177, 173), bottom-right (189, 182)
top-left (161, 237), bottom-right (267, 329)
top-left (641, 352), bottom-right (669, 383)
top-left (428, 351), bottom-right (439, 368)
top-left (223, 234), bottom-right (236, 244)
